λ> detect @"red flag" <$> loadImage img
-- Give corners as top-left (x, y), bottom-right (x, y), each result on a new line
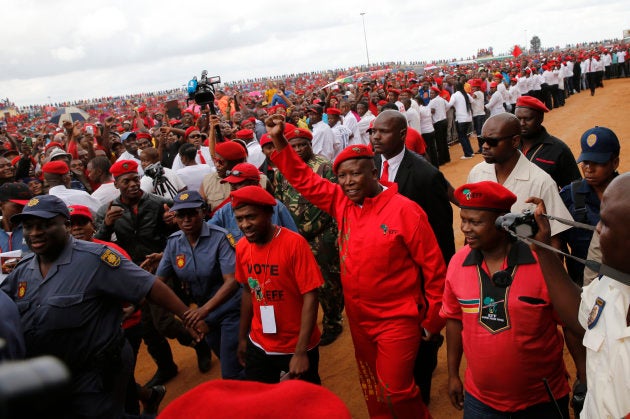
top-left (512, 45), bottom-right (523, 57)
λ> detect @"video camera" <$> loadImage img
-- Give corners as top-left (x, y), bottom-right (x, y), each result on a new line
top-left (187, 70), bottom-right (221, 110)
top-left (495, 209), bottom-right (538, 238)
top-left (144, 162), bottom-right (165, 180)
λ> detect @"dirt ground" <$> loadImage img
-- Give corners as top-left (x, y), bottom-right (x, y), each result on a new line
top-left (136, 78), bottom-right (630, 418)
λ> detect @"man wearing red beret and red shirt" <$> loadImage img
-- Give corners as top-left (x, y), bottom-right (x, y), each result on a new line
top-left (442, 181), bottom-right (570, 417)
top-left (266, 115), bottom-right (446, 418)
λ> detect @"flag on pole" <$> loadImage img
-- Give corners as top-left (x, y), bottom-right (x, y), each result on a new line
top-left (512, 45), bottom-right (523, 57)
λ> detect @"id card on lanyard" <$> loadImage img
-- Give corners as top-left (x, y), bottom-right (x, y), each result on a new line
top-left (260, 305), bottom-right (277, 334)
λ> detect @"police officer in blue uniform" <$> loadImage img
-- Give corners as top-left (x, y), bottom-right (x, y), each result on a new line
top-left (0, 289), bottom-right (25, 361)
top-left (0, 182), bottom-right (33, 254)
top-left (0, 195), bottom-right (199, 418)
top-left (158, 191), bottom-right (243, 379)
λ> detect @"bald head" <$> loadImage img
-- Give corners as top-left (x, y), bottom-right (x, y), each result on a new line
top-left (599, 173), bottom-right (630, 273)
top-left (486, 113), bottom-right (521, 135)
top-left (371, 110), bottom-right (408, 159)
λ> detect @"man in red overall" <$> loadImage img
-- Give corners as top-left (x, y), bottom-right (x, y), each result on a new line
top-left (266, 115), bottom-right (446, 418)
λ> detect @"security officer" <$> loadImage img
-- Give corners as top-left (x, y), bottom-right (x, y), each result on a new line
top-left (157, 190), bottom-right (243, 379)
top-left (0, 289), bottom-right (25, 360)
top-left (0, 195), bottom-right (198, 418)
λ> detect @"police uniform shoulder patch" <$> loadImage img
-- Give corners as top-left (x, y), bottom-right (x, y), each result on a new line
top-left (17, 282), bottom-right (27, 299)
top-left (101, 248), bottom-right (121, 268)
top-left (587, 297), bottom-right (606, 329)
top-left (226, 233), bottom-right (236, 248)
top-left (176, 254), bottom-right (186, 269)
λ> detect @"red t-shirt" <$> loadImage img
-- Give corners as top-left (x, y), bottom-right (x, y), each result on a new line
top-left (441, 244), bottom-right (569, 411)
top-left (405, 127), bottom-right (426, 155)
top-left (235, 227), bottom-right (323, 354)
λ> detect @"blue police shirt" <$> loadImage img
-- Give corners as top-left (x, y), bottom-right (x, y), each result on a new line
top-left (0, 225), bottom-right (30, 254)
top-left (208, 199), bottom-right (298, 242)
top-left (0, 290), bottom-right (25, 360)
top-left (0, 237), bottom-right (154, 368)
top-left (157, 223), bottom-right (240, 318)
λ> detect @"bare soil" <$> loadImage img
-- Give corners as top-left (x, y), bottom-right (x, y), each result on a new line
top-left (136, 78), bottom-right (630, 418)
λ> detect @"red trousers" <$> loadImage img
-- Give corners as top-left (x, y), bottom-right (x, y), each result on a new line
top-left (346, 306), bottom-right (432, 419)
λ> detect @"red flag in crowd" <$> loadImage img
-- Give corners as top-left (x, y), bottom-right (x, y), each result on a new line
top-left (512, 45), bottom-right (523, 57)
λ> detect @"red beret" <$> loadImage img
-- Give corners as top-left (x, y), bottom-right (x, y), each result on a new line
top-left (454, 181), bottom-right (517, 212)
top-left (388, 88), bottom-right (401, 95)
top-left (135, 132), bottom-right (151, 141)
top-left (184, 126), bottom-right (199, 140)
top-left (44, 142), bottom-right (64, 152)
top-left (430, 86), bottom-right (442, 94)
top-left (235, 129), bottom-right (254, 140)
top-left (515, 96), bottom-right (549, 113)
top-left (377, 100), bottom-right (388, 106)
top-left (326, 108), bottom-right (341, 116)
top-left (490, 82), bottom-right (498, 88)
top-left (259, 133), bottom-right (273, 147)
top-left (333, 144), bottom-right (374, 174)
top-left (159, 379), bottom-right (351, 419)
top-left (68, 204), bottom-right (93, 222)
top-left (215, 141), bottom-right (247, 161)
top-left (230, 185), bottom-right (276, 209)
top-left (240, 117), bottom-right (256, 127)
top-left (138, 105), bottom-right (147, 113)
top-left (110, 160), bottom-right (139, 178)
top-left (493, 72), bottom-right (503, 80)
top-left (221, 163), bottom-right (261, 184)
top-left (285, 127), bottom-right (313, 142)
top-left (42, 160), bottom-right (69, 175)
top-left (402, 88), bottom-right (413, 94)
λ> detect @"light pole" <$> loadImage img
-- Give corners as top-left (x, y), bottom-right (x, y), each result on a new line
top-left (360, 12), bottom-right (370, 67)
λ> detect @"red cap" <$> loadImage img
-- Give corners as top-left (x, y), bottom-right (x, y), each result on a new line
top-left (136, 131), bottom-right (151, 141)
top-left (388, 88), bottom-right (401, 95)
top-left (490, 82), bottom-right (498, 88)
top-left (326, 108), bottom-right (341, 116)
top-left (493, 72), bottom-right (503, 80)
top-left (259, 133), bottom-right (273, 147)
top-left (42, 160), bottom-right (69, 175)
top-left (230, 185), bottom-right (276, 209)
top-left (333, 144), bottom-right (374, 174)
top-left (454, 181), bottom-right (517, 212)
top-left (240, 117), bottom-right (256, 127)
top-left (138, 105), bottom-right (147, 113)
top-left (110, 160), bottom-right (139, 178)
top-left (184, 126), bottom-right (199, 140)
top-left (44, 142), bottom-right (64, 152)
top-left (235, 129), bottom-right (254, 140)
top-left (68, 204), bottom-right (93, 221)
top-left (516, 96), bottom-right (549, 113)
top-left (215, 141), bottom-right (247, 161)
top-left (285, 127), bottom-right (313, 142)
top-left (159, 379), bottom-right (351, 419)
top-left (220, 163), bottom-right (261, 184)
top-left (430, 86), bottom-right (441, 94)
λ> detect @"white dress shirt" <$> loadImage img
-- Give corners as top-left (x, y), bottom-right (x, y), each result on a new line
top-left (176, 164), bottom-right (215, 192)
top-left (311, 121), bottom-right (336, 160)
top-left (49, 185), bottom-right (101, 214)
top-left (171, 146), bottom-right (214, 171)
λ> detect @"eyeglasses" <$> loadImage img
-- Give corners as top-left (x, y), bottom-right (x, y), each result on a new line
top-left (175, 209), bottom-right (202, 218)
top-left (478, 134), bottom-right (516, 147)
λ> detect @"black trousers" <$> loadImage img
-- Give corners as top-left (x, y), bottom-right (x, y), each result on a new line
top-left (245, 339), bottom-right (321, 385)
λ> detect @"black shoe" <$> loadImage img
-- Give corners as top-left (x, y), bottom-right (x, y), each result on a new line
top-left (142, 385), bottom-right (166, 415)
top-left (194, 340), bottom-right (212, 373)
top-left (320, 329), bottom-right (342, 346)
top-left (144, 365), bottom-right (178, 388)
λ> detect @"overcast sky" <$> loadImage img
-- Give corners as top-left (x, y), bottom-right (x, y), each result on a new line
top-left (2, 0), bottom-right (628, 106)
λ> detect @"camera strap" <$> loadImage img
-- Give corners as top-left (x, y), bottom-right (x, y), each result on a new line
top-left (503, 214), bottom-right (630, 287)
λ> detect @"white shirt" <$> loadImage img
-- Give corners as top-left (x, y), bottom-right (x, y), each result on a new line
top-left (171, 146), bottom-right (214, 171)
top-left (516, 75), bottom-right (531, 95)
top-left (467, 152), bottom-right (573, 236)
top-left (331, 122), bottom-right (352, 157)
top-left (342, 111), bottom-right (360, 145)
top-left (354, 111), bottom-right (375, 146)
top-left (446, 91), bottom-right (472, 123)
top-left (116, 151), bottom-right (144, 176)
top-left (601, 53), bottom-right (612, 66)
top-left (311, 120), bottom-right (335, 161)
top-left (578, 275), bottom-right (630, 418)
top-left (246, 141), bottom-right (266, 169)
top-left (428, 96), bottom-right (447, 123)
top-left (471, 91), bottom-right (485, 117)
top-left (380, 147), bottom-right (405, 183)
top-left (496, 82), bottom-right (510, 104)
top-left (616, 50), bottom-right (626, 64)
top-left (405, 108), bottom-right (421, 133)
top-left (140, 166), bottom-right (186, 199)
top-left (531, 73), bottom-right (543, 91)
top-left (508, 85), bottom-right (521, 104)
top-left (418, 106), bottom-right (434, 134)
top-left (485, 91), bottom-right (506, 116)
top-left (49, 185), bottom-right (101, 214)
top-left (91, 182), bottom-right (119, 206)
top-left (176, 164), bottom-right (214, 192)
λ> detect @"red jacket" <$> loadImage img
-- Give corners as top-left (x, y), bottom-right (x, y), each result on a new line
top-left (271, 146), bottom-right (446, 333)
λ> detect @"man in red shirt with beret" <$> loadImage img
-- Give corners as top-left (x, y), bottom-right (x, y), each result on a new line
top-left (442, 181), bottom-right (570, 417)
top-left (266, 115), bottom-right (445, 418)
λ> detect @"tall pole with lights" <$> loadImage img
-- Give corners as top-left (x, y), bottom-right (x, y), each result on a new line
top-left (360, 12), bottom-right (370, 67)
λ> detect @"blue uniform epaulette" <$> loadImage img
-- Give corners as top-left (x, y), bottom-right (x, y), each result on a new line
top-left (207, 224), bottom-right (236, 247)
top-left (167, 230), bottom-right (186, 240)
top-left (12, 251), bottom-right (35, 268)
top-left (72, 239), bottom-right (122, 268)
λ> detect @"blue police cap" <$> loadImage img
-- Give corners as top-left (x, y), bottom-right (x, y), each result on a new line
top-left (577, 126), bottom-right (620, 164)
top-left (120, 132), bottom-right (137, 143)
top-left (11, 195), bottom-right (70, 224)
top-left (170, 191), bottom-right (205, 212)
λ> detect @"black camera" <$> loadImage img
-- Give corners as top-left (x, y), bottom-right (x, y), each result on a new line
top-left (495, 209), bottom-right (538, 238)
top-left (144, 162), bottom-right (165, 179)
top-left (187, 70), bottom-right (221, 108)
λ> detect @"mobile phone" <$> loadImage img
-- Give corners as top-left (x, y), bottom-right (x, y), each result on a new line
top-left (165, 100), bottom-right (182, 119)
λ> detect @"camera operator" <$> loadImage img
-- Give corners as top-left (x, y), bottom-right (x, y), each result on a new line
top-left (528, 173), bottom-right (630, 418)
top-left (140, 147), bottom-right (186, 199)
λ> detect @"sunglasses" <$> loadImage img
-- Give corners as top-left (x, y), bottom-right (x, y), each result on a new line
top-left (175, 208), bottom-right (202, 219)
top-left (189, 134), bottom-right (202, 139)
top-left (478, 134), bottom-right (516, 147)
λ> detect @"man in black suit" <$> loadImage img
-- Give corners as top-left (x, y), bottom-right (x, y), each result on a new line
top-left (370, 109), bottom-right (455, 405)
